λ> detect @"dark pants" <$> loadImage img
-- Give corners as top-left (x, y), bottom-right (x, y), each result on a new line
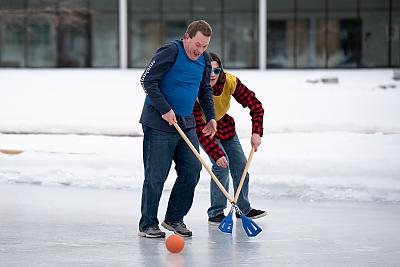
top-left (139, 125), bottom-right (201, 231)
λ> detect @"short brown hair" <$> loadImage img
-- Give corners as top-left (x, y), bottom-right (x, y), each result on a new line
top-left (186, 20), bottom-right (212, 38)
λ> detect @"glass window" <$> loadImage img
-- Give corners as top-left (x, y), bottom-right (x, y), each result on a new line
top-left (327, 0), bottom-right (360, 67)
top-left (329, 0), bottom-right (357, 11)
top-left (193, 0), bottom-right (222, 63)
top-left (360, 0), bottom-right (390, 67)
top-left (129, 0), bottom-right (160, 12)
top-left (297, 0), bottom-right (325, 11)
top-left (391, 1), bottom-right (400, 66)
top-left (162, 0), bottom-right (190, 12)
top-left (296, 0), bottom-right (326, 67)
top-left (192, 13), bottom-right (222, 57)
top-left (393, 0), bottom-right (400, 9)
top-left (193, 0), bottom-right (221, 12)
top-left (59, 0), bottom-right (88, 11)
top-left (361, 0), bottom-right (389, 10)
top-left (90, 0), bottom-right (118, 11)
top-left (225, 0), bottom-right (256, 12)
top-left (129, 0), bottom-right (164, 67)
top-left (0, 0), bottom-right (24, 9)
top-left (91, 12), bottom-right (119, 67)
top-left (162, 15), bottom-right (190, 41)
top-left (128, 0), bottom-right (257, 68)
top-left (0, 0), bottom-right (119, 68)
top-left (128, 14), bottom-right (191, 68)
top-left (267, 0), bottom-right (295, 12)
top-left (129, 14), bottom-right (162, 67)
top-left (27, 16), bottom-right (57, 67)
top-left (57, 13), bottom-right (90, 67)
top-left (222, 0), bottom-right (258, 68)
top-left (0, 1), bottom-right (25, 67)
top-left (0, 18), bottom-right (25, 67)
top-left (27, 0), bottom-right (57, 10)
top-left (268, 0), bottom-right (391, 68)
top-left (267, 0), bottom-right (295, 68)
top-left (224, 14), bottom-right (258, 68)
top-left (90, 0), bottom-right (119, 67)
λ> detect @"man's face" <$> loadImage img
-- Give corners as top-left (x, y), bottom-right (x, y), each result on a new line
top-left (183, 31), bottom-right (210, 61)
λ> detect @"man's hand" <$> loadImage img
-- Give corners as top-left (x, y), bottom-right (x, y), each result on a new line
top-left (216, 156), bottom-right (228, 168)
top-left (251, 133), bottom-right (262, 151)
top-left (162, 109), bottom-right (177, 125)
top-left (202, 119), bottom-right (217, 138)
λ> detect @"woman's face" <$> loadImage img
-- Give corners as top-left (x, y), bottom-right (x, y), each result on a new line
top-left (210, 60), bottom-right (221, 87)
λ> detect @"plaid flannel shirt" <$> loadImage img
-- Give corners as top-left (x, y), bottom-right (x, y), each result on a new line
top-left (193, 72), bottom-right (264, 161)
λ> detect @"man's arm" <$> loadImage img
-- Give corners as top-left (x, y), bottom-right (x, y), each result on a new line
top-left (197, 52), bottom-right (216, 124)
top-left (140, 43), bottom-right (178, 116)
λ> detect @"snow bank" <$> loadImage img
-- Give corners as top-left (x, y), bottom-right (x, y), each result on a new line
top-left (1, 69), bottom-right (399, 136)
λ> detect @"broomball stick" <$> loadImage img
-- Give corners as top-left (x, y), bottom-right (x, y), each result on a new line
top-left (219, 146), bottom-right (261, 237)
top-left (173, 122), bottom-right (261, 237)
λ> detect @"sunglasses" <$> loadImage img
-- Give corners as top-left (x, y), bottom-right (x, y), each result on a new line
top-left (211, 67), bottom-right (222, 75)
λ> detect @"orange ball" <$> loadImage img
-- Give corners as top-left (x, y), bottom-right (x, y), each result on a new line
top-left (165, 234), bottom-right (184, 253)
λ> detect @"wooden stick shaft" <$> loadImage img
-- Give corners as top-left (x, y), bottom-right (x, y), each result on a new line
top-left (0, 149), bottom-right (24, 155)
top-left (173, 123), bottom-right (233, 202)
top-left (233, 147), bottom-right (255, 203)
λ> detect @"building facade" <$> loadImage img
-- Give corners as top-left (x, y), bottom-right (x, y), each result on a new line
top-left (0, 0), bottom-right (399, 69)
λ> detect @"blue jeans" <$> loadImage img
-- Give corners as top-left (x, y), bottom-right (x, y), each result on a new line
top-left (207, 134), bottom-right (251, 218)
top-left (139, 125), bottom-right (201, 231)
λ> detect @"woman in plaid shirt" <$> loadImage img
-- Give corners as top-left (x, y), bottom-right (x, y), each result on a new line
top-left (193, 52), bottom-right (267, 224)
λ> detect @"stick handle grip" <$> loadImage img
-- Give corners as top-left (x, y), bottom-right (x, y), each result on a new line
top-left (173, 122), bottom-right (233, 202)
top-left (233, 146), bottom-right (255, 203)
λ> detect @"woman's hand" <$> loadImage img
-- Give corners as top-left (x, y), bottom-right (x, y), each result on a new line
top-left (216, 156), bottom-right (228, 168)
top-left (251, 133), bottom-right (262, 151)
top-left (202, 119), bottom-right (217, 138)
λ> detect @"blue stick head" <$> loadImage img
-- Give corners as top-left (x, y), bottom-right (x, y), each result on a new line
top-left (240, 214), bottom-right (262, 237)
top-left (218, 211), bottom-right (233, 233)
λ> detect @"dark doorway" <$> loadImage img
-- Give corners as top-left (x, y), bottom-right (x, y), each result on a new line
top-left (338, 19), bottom-right (362, 67)
top-left (57, 12), bottom-right (91, 67)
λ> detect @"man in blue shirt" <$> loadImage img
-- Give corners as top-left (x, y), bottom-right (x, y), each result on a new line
top-left (139, 20), bottom-right (217, 238)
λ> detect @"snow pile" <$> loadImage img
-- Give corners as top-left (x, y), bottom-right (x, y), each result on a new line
top-left (1, 69), bottom-right (400, 202)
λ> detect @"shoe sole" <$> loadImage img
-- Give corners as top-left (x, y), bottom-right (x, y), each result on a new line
top-left (208, 221), bottom-right (222, 226)
top-left (236, 212), bottom-right (267, 220)
top-left (161, 222), bottom-right (192, 237)
top-left (138, 231), bottom-right (166, 238)
top-left (250, 212), bottom-right (267, 219)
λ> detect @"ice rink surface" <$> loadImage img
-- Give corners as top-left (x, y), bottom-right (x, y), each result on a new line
top-left (1, 184), bottom-right (400, 267)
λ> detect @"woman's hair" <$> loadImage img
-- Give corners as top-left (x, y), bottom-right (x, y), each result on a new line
top-left (209, 52), bottom-right (223, 69)
top-left (209, 52), bottom-right (225, 83)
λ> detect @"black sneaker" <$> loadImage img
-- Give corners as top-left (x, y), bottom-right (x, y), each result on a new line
top-left (138, 225), bottom-right (166, 238)
top-left (208, 213), bottom-right (226, 225)
top-left (161, 221), bottom-right (192, 237)
top-left (236, 209), bottom-right (267, 219)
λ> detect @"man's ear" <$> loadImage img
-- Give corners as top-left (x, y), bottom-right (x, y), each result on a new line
top-left (183, 33), bottom-right (190, 40)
